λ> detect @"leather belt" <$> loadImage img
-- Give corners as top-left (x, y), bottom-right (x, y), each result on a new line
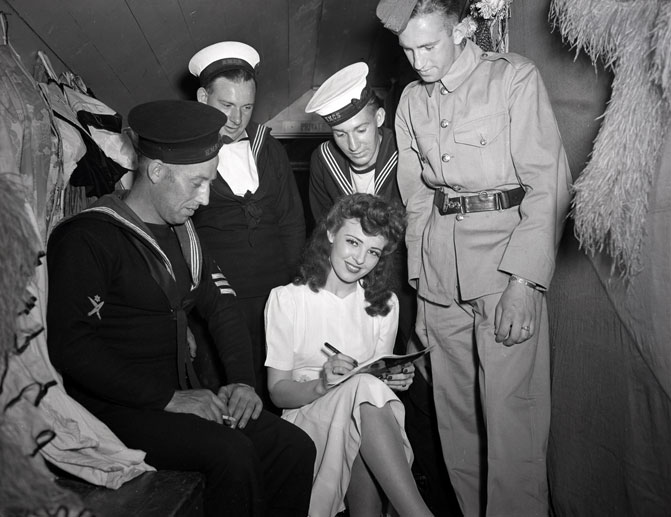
top-left (433, 187), bottom-right (526, 215)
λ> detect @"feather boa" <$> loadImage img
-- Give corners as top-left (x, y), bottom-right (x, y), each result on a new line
top-left (550, 0), bottom-right (671, 279)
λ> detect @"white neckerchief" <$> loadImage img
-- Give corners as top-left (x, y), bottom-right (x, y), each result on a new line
top-left (217, 131), bottom-right (259, 196)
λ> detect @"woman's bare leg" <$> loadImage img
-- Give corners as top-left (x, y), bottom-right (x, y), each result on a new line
top-left (358, 402), bottom-right (433, 517)
top-left (346, 453), bottom-right (384, 517)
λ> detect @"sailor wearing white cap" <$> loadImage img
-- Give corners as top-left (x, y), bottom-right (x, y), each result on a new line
top-left (306, 61), bottom-right (458, 514)
top-left (190, 41), bottom-right (261, 193)
top-left (188, 41), bottom-right (305, 411)
top-left (305, 62), bottom-right (419, 355)
top-left (305, 62), bottom-right (400, 227)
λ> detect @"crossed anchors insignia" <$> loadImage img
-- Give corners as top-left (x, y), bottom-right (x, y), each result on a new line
top-left (87, 294), bottom-right (104, 319)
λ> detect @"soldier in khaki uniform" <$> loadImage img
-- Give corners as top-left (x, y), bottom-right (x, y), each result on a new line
top-left (377, 0), bottom-right (572, 515)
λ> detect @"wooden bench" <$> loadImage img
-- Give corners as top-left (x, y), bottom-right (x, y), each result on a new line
top-left (53, 468), bottom-right (205, 517)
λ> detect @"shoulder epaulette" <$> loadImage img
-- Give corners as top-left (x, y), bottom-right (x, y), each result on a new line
top-left (480, 51), bottom-right (531, 70)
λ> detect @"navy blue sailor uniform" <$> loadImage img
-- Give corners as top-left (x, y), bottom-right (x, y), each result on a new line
top-left (309, 126), bottom-right (400, 223)
top-left (47, 192), bottom-right (315, 517)
top-left (191, 122), bottom-right (305, 401)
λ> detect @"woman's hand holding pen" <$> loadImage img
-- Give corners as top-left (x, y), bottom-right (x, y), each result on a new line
top-left (381, 362), bottom-right (415, 392)
top-left (320, 342), bottom-right (358, 392)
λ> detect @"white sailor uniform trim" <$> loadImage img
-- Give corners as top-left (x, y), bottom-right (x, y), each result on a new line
top-left (320, 142), bottom-right (354, 195)
top-left (83, 207), bottom-right (203, 291)
top-left (211, 271), bottom-right (236, 296)
top-left (250, 124), bottom-right (268, 162)
top-left (320, 142), bottom-right (398, 196)
top-left (374, 150), bottom-right (397, 193)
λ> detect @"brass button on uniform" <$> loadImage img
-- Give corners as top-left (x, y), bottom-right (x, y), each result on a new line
top-left (480, 137), bottom-right (487, 146)
top-left (482, 53), bottom-right (488, 58)
top-left (456, 214), bottom-right (465, 221)
top-left (440, 86), bottom-right (448, 95)
top-left (453, 185), bottom-right (463, 192)
top-left (440, 119), bottom-right (449, 128)
top-left (441, 153), bottom-right (451, 162)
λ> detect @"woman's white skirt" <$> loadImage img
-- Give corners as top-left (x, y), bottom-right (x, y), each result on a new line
top-left (282, 374), bottom-right (413, 517)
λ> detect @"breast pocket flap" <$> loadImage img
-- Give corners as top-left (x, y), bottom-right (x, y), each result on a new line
top-left (453, 112), bottom-right (508, 148)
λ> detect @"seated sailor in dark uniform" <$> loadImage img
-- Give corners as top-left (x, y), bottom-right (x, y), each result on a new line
top-left (46, 100), bottom-right (316, 517)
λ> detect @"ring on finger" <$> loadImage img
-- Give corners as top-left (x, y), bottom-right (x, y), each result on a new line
top-left (521, 325), bottom-right (531, 332)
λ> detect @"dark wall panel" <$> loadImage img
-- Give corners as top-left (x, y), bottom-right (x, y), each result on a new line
top-left (510, 0), bottom-right (611, 179)
top-left (288, 0), bottom-right (321, 104)
top-left (313, 0), bottom-right (379, 84)
top-left (124, 0), bottom-right (200, 100)
top-left (6, 0), bottom-right (139, 116)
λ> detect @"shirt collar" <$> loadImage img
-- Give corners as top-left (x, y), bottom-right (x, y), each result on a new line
top-left (230, 130), bottom-right (249, 144)
top-left (424, 40), bottom-right (483, 97)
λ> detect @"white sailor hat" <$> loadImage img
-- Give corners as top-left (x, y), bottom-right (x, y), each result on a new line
top-left (305, 62), bottom-right (375, 127)
top-left (188, 41), bottom-right (260, 86)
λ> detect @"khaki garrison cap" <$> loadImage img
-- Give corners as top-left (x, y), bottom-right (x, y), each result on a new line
top-left (376, 0), bottom-right (419, 34)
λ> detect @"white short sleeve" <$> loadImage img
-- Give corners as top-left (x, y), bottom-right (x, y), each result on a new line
top-left (373, 293), bottom-right (400, 358)
top-left (264, 286), bottom-right (297, 371)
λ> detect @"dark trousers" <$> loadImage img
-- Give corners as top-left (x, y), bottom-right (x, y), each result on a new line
top-left (236, 295), bottom-right (277, 412)
top-left (103, 408), bottom-right (316, 517)
top-left (401, 370), bottom-right (462, 516)
top-left (191, 296), bottom-right (279, 414)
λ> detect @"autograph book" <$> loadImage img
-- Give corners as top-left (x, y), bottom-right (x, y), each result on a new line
top-left (327, 346), bottom-right (433, 388)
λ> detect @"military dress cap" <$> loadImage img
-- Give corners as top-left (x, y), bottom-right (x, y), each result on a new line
top-left (305, 62), bottom-right (375, 127)
top-left (376, 0), bottom-right (419, 34)
top-left (128, 100), bottom-right (228, 165)
top-left (188, 41), bottom-right (261, 86)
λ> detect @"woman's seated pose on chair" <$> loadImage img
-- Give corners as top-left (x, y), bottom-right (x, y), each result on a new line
top-left (265, 193), bottom-right (433, 517)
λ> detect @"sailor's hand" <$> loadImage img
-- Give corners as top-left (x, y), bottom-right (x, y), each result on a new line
top-left (165, 389), bottom-right (227, 423)
top-left (217, 383), bottom-right (262, 429)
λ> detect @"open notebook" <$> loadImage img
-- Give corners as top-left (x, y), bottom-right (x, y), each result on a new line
top-left (327, 346), bottom-right (434, 388)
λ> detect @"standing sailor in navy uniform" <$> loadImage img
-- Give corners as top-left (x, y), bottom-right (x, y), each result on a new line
top-left (188, 42), bottom-right (306, 409)
top-left (305, 62), bottom-right (400, 224)
top-left (305, 62), bottom-right (456, 515)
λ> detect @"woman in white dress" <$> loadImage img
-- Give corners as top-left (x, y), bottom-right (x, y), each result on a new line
top-left (265, 193), bottom-right (433, 517)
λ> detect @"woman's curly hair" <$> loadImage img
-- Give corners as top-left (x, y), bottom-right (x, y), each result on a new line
top-left (295, 193), bottom-right (406, 317)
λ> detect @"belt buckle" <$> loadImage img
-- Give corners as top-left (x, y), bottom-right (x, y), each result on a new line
top-left (479, 190), bottom-right (506, 211)
top-left (477, 190), bottom-right (499, 211)
top-left (447, 198), bottom-right (463, 214)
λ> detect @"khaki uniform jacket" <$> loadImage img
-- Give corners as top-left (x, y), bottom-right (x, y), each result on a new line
top-left (395, 40), bottom-right (572, 305)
